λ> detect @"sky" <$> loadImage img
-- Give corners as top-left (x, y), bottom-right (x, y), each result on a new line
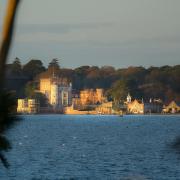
top-left (0, 0), bottom-right (180, 68)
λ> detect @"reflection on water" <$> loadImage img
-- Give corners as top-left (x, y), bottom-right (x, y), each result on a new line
top-left (1, 115), bottom-right (180, 179)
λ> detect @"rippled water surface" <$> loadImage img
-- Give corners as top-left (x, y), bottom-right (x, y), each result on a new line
top-left (1, 115), bottom-right (180, 180)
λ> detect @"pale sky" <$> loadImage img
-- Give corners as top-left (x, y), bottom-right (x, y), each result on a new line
top-left (0, 0), bottom-right (180, 68)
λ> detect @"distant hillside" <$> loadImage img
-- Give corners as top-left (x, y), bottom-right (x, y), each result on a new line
top-left (5, 58), bottom-right (180, 103)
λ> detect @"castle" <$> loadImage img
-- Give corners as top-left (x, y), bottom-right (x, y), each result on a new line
top-left (38, 60), bottom-right (72, 109)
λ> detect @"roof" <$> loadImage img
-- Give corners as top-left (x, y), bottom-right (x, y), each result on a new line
top-left (166, 101), bottom-right (180, 108)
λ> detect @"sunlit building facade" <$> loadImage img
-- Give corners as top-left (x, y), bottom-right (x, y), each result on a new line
top-left (127, 99), bottom-right (144, 114)
top-left (163, 101), bottom-right (180, 113)
top-left (79, 88), bottom-right (106, 105)
top-left (39, 77), bottom-right (72, 108)
top-left (17, 99), bottom-right (39, 114)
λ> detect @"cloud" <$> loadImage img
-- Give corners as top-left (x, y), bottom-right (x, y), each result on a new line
top-left (13, 22), bottom-right (180, 47)
top-left (15, 22), bottom-right (113, 34)
top-left (14, 23), bottom-right (120, 44)
top-left (14, 22), bottom-right (120, 43)
top-left (12, 21), bottom-right (180, 48)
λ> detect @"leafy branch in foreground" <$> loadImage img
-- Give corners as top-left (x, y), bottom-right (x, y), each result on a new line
top-left (0, 91), bottom-right (20, 168)
top-left (0, 0), bottom-right (21, 168)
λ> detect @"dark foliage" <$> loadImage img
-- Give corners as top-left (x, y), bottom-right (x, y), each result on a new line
top-left (5, 59), bottom-right (180, 102)
top-left (23, 59), bottom-right (46, 80)
top-left (0, 91), bottom-right (20, 168)
top-left (25, 81), bottom-right (48, 107)
top-left (11, 57), bottom-right (22, 75)
top-left (49, 58), bottom-right (60, 69)
top-left (108, 79), bottom-right (129, 103)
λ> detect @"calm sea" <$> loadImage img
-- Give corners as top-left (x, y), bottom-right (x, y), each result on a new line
top-left (1, 115), bottom-right (180, 180)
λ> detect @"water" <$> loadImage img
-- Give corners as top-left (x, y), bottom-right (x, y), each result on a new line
top-left (1, 115), bottom-right (180, 180)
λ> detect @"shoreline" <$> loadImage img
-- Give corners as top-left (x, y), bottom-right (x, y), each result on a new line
top-left (17, 113), bottom-right (180, 116)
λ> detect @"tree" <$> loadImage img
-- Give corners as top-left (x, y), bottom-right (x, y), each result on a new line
top-left (25, 81), bottom-right (36, 98)
top-left (74, 66), bottom-right (90, 89)
top-left (33, 92), bottom-right (48, 107)
top-left (23, 59), bottom-right (46, 79)
top-left (25, 82), bottom-right (48, 107)
top-left (75, 66), bottom-right (90, 75)
top-left (0, 0), bottom-right (21, 168)
top-left (101, 66), bottom-right (115, 74)
top-left (11, 57), bottom-right (22, 75)
top-left (49, 58), bottom-right (60, 68)
top-left (109, 80), bottom-right (129, 103)
top-left (47, 59), bottom-right (60, 76)
top-left (86, 66), bottom-right (101, 88)
top-left (0, 91), bottom-right (19, 168)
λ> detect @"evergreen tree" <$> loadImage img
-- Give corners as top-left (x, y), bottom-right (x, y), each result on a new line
top-left (11, 57), bottom-right (22, 75)
top-left (48, 58), bottom-right (60, 68)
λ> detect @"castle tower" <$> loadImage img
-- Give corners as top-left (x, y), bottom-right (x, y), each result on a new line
top-left (127, 93), bottom-right (132, 103)
top-left (50, 83), bottom-right (58, 106)
top-left (149, 98), bottom-right (152, 103)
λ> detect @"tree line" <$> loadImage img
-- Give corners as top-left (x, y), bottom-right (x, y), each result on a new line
top-left (5, 58), bottom-right (180, 103)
